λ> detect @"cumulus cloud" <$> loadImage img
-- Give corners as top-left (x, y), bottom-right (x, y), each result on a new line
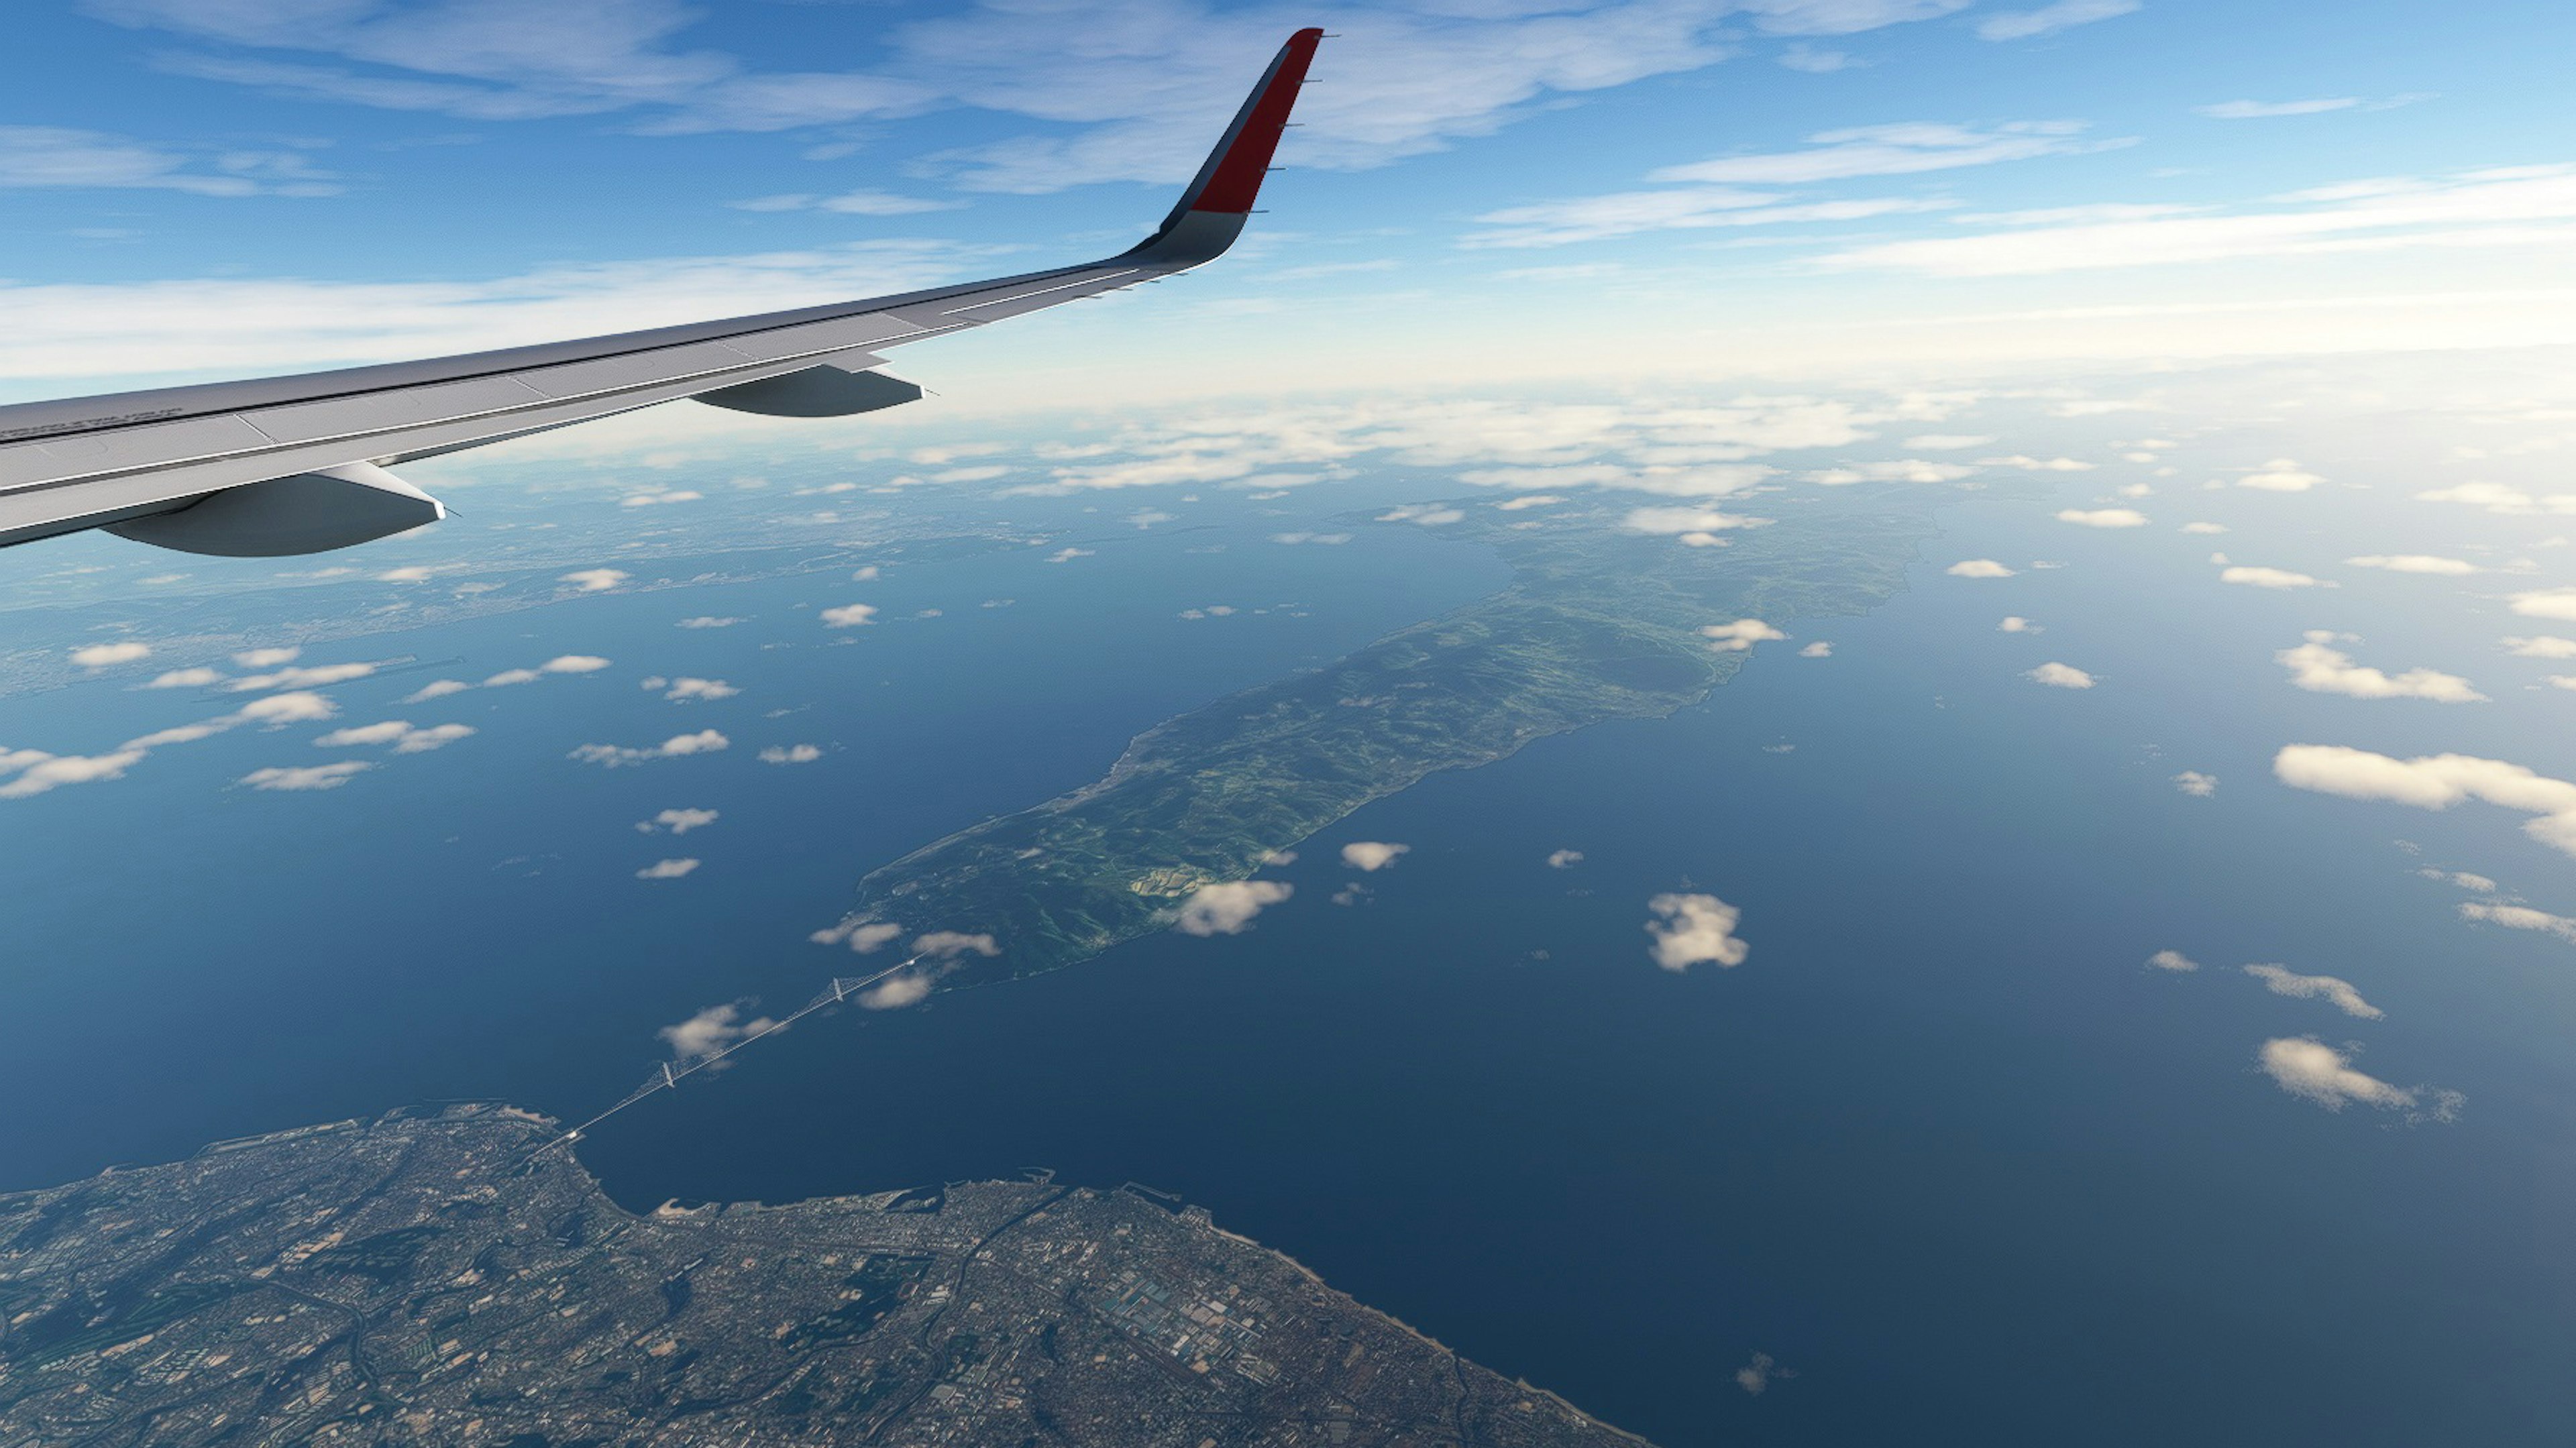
top-left (2276, 632), bottom-right (2484, 702)
top-left (2026, 661), bottom-right (2096, 688)
top-left (820, 603), bottom-right (878, 628)
top-left (2510, 588), bottom-right (2576, 622)
top-left (759, 743), bottom-right (822, 765)
top-left (2172, 771), bottom-right (2218, 797)
top-left (1175, 880), bottom-right (1293, 936)
top-left (543, 655), bottom-right (612, 674)
top-left (2346, 554), bottom-right (2479, 575)
top-left (1799, 641), bottom-right (1833, 657)
top-left (637, 857), bottom-right (701, 880)
top-left (240, 760), bottom-right (371, 791)
top-left (657, 1002), bottom-right (777, 1062)
top-left (677, 615), bottom-right (744, 628)
top-left (2258, 1038), bottom-right (2453, 1117)
top-left (1645, 892), bottom-right (1748, 970)
top-left (2222, 565), bottom-right (2323, 590)
top-left (642, 807), bottom-right (718, 834)
top-left (2503, 635), bottom-right (2576, 659)
top-left (404, 679), bottom-right (472, 702)
top-left (70, 641), bottom-right (151, 667)
top-left (1341, 841), bottom-right (1411, 872)
top-left (570, 729), bottom-right (729, 767)
top-left (662, 676), bottom-right (739, 702)
top-left (2244, 964), bottom-right (2383, 1019)
top-left (2235, 459), bottom-right (2324, 492)
top-left (560, 568), bottom-right (629, 592)
top-left (1625, 507), bottom-right (1768, 537)
top-left (1809, 459), bottom-right (1976, 484)
top-left (315, 720), bottom-right (477, 753)
top-left (2459, 901), bottom-right (2576, 944)
top-left (1735, 1351), bottom-right (1788, 1396)
top-left (1998, 615), bottom-right (2039, 632)
top-left (1045, 547), bottom-right (1094, 563)
top-left (145, 666), bottom-right (224, 688)
top-left (2182, 521), bottom-right (2229, 535)
top-left (233, 647), bottom-right (299, 667)
top-left (0, 749), bottom-right (148, 798)
top-left (2147, 949), bottom-right (2200, 972)
top-left (1702, 619), bottom-right (1788, 653)
top-left (227, 661), bottom-right (378, 692)
top-left (1548, 848), bottom-right (1586, 868)
top-left (914, 930), bottom-right (1001, 960)
top-left (810, 917), bottom-right (904, 952)
top-left (1948, 559), bottom-right (2017, 578)
top-left (2273, 744), bottom-right (2576, 856)
top-left (2056, 508), bottom-right (2148, 527)
top-left (859, 973), bottom-right (932, 1009)
top-left (2414, 482), bottom-right (2576, 516)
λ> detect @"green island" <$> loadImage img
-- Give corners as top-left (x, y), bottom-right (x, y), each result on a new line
top-left (855, 482), bottom-right (1966, 985)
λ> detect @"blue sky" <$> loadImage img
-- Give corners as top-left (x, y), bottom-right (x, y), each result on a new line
top-left (5, 1), bottom-right (2575, 402)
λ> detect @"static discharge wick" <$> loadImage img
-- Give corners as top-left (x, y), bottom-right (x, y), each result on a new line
top-left (539, 954), bottom-right (924, 1153)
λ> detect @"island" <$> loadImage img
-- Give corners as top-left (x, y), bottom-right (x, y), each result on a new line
top-left (0, 1103), bottom-right (1652, 1447)
top-left (850, 482), bottom-right (1958, 984)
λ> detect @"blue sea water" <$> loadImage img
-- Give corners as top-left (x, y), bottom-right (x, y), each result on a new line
top-left (5, 472), bottom-right (2574, 1446)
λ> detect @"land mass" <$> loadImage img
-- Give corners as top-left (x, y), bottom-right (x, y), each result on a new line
top-left (853, 484), bottom-right (1957, 985)
top-left (0, 1103), bottom-right (1650, 1447)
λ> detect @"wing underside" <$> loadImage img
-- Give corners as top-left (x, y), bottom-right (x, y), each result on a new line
top-left (0, 28), bottom-right (1324, 557)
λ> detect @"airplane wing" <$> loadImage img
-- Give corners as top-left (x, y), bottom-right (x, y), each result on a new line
top-left (0, 28), bottom-right (1325, 557)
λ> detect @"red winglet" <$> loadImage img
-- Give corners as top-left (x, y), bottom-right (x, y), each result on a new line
top-left (1183, 28), bottom-right (1325, 216)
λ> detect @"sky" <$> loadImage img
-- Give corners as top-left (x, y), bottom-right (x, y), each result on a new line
top-left (5, 1), bottom-right (2576, 408)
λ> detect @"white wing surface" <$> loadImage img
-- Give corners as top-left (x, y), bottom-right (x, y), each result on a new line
top-left (0, 28), bottom-right (1325, 557)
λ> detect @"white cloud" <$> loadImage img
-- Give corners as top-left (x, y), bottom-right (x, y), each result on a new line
top-left (2239, 459), bottom-right (2324, 492)
top-left (0, 749), bottom-right (148, 799)
top-left (1906, 434), bottom-right (1994, 449)
top-left (543, 655), bottom-right (612, 674)
top-left (1948, 559), bottom-right (2017, 578)
top-left (644, 807), bottom-right (719, 834)
top-left (621, 487), bottom-right (703, 507)
top-left (676, 616), bottom-right (744, 629)
top-left (570, 728), bottom-right (729, 767)
top-left (2345, 554), bottom-right (2478, 575)
top-left (2510, 588), bottom-right (2576, 622)
top-left (1044, 547), bottom-right (1094, 563)
top-left (1823, 165), bottom-right (2576, 277)
top-left (2273, 744), bottom-right (2576, 857)
top-left (637, 857), bottom-right (701, 880)
top-left (1625, 507), bottom-right (1769, 536)
top-left (1174, 880), bottom-right (1293, 936)
top-left (1998, 615), bottom-right (2039, 632)
top-left (1735, 1351), bottom-right (1786, 1396)
top-left (314, 719), bottom-right (477, 752)
top-left (2172, 771), bottom-right (2218, 797)
top-left (560, 568), bottom-right (629, 592)
top-left (1548, 848), bottom-right (1586, 869)
top-left (2182, 521), bottom-right (2229, 535)
top-left (1799, 641), bottom-right (1833, 657)
top-left (1976, 0), bottom-right (2141, 42)
top-left (914, 930), bottom-right (1001, 960)
top-left (2027, 661), bottom-right (2096, 688)
top-left (145, 666), bottom-right (224, 689)
top-left (2503, 635), bottom-right (2576, 659)
top-left (731, 188), bottom-right (964, 215)
top-left (2222, 565), bottom-right (2322, 590)
top-left (1654, 119), bottom-right (2121, 186)
top-left (2147, 949), bottom-right (2200, 972)
top-left (0, 122), bottom-right (337, 197)
top-left (2257, 1037), bottom-right (2448, 1116)
top-left (759, 743), bottom-right (822, 765)
top-left (1702, 619), bottom-right (1788, 653)
top-left (404, 679), bottom-right (472, 702)
top-left (1984, 454), bottom-right (2096, 472)
top-left (657, 1002), bottom-right (776, 1061)
top-left (70, 641), bottom-right (153, 668)
top-left (239, 760), bottom-right (372, 792)
top-left (233, 691), bottom-right (338, 726)
top-left (663, 677), bottom-right (739, 702)
top-left (2419, 869), bottom-right (2496, 893)
top-left (859, 973), bottom-right (932, 1010)
top-left (821, 603), bottom-right (879, 628)
top-left (482, 668), bottom-right (542, 687)
top-left (1341, 841), bottom-right (1411, 872)
top-left (1809, 459), bottom-right (1976, 484)
top-left (2415, 482), bottom-right (2576, 516)
top-left (1645, 892), bottom-right (1748, 970)
top-left (2196, 98), bottom-right (2363, 119)
top-left (2276, 632), bottom-right (2484, 702)
top-left (2057, 507), bottom-right (2148, 527)
top-left (2459, 901), bottom-right (2576, 944)
top-left (1378, 504), bottom-right (1466, 526)
top-left (2244, 964), bottom-right (2383, 1019)
top-left (228, 661), bottom-right (378, 691)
